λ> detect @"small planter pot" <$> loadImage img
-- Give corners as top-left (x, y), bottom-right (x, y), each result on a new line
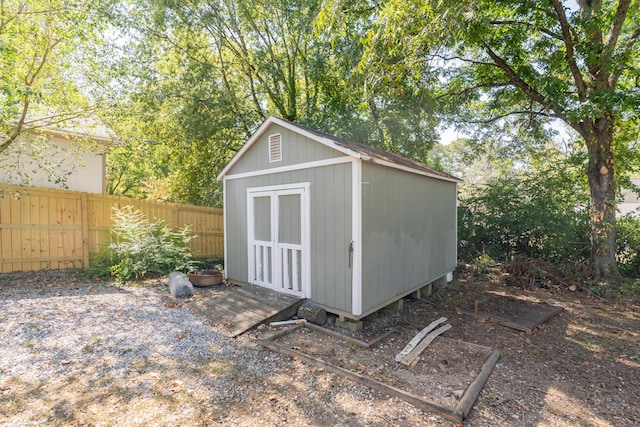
top-left (188, 269), bottom-right (223, 287)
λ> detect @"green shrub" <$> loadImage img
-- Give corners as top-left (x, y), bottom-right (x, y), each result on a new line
top-left (108, 206), bottom-right (196, 282)
top-left (85, 246), bottom-right (120, 279)
top-left (458, 168), bottom-right (590, 265)
top-left (616, 215), bottom-right (640, 277)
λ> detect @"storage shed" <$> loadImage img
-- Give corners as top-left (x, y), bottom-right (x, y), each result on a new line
top-left (218, 117), bottom-right (461, 320)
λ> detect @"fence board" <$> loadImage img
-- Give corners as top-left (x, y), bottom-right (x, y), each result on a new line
top-left (0, 184), bottom-right (224, 273)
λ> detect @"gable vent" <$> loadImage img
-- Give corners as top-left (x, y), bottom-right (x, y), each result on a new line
top-left (269, 133), bottom-right (282, 162)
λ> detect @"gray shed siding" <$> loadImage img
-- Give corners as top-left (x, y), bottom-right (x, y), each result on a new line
top-left (227, 124), bottom-right (345, 175)
top-left (225, 162), bottom-right (353, 312)
top-left (361, 162), bottom-right (457, 314)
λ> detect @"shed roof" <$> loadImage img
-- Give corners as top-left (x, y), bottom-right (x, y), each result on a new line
top-left (218, 116), bottom-right (461, 183)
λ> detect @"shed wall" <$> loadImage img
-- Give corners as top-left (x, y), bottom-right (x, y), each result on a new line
top-left (361, 162), bottom-right (457, 314)
top-left (226, 124), bottom-right (344, 176)
top-left (225, 162), bottom-right (353, 312)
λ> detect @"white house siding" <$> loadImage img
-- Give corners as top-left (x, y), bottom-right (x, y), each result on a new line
top-left (0, 134), bottom-right (106, 194)
top-left (619, 178), bottom-right (640, 218)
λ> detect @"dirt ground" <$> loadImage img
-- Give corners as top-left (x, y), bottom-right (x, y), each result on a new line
top-left (258, 271), bottom-right (640, 426)
top-left (1, 269), bottom-right (639, 426)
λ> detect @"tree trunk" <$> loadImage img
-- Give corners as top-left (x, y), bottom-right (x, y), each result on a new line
top-left (584, 124), bottom-right (620, 279)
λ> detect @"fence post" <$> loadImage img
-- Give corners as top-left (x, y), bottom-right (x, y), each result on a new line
top-left (81, 192), bottom-right (90, 269)
top-left (173, 204), bottom-right (180, 229)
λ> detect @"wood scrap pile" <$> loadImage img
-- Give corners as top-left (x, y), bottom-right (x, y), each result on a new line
top-left (504, 255), bottom-right (590, 291)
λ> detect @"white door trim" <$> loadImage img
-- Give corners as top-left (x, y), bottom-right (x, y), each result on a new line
top-left (247, 182), bottom-right (311, 298)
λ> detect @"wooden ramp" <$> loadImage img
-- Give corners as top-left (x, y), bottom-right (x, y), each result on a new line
top-left (185, 284), bottom-right (304, 337)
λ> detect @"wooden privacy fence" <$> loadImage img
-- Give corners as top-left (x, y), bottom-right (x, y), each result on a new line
top-left (0, 184), bottom-right (224, 273)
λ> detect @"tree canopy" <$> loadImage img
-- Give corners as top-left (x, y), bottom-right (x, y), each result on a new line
top-left (2, 0), bottom-right (639, 280)
top-left (328, 0), bottom-right (640, 278)
top-left (0, 0), bottom-right (105, 186)
top-left (92, 0), bottom-right (442, 206)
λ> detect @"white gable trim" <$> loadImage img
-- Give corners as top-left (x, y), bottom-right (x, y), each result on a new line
top-left (367, 157), bottom-right (463, 184)
top-left (217, 116), bottom-right (360, 180)
top-left (224, 156), bottom-right (352, 181)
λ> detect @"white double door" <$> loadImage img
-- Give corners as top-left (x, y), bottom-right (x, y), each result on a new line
top-left (247, 183), bottom-right (310, 298)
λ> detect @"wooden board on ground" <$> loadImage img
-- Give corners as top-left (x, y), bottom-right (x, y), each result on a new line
top-left (401, 323), bottom-right (452, 367)
top-left (185, 284), bottom-right (304, 337)
top-left (258, 323), bottom-right (500, 423)
top-left (395, 317), bottom-right (447, 362)
top-left (457, 295), bottom-right (564, 334)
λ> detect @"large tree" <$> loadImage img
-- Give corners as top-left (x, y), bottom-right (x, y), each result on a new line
top-left (329, 0), bottom-right (640, 278)
top-left (0, 0), bottom-right (106, 186)
top-left (97, 0), bottom-right (440, 206)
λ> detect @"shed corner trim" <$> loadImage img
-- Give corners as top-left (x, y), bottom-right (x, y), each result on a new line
top-left (351, 158), bottom-right (363, 316)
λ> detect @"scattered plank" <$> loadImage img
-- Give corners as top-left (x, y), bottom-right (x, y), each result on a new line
top-left (303, 323), bottom-right (399, 349)
top-left (259, 321), bottom-right (498, 423)
top-left (402, 324), bottom-right (452, 367)
top-left (395, 317), bottom-right (447, 362)
top-left (456, 349), bottom-right (501, 418)
top-left (257, 335), bottom-right (464, 423)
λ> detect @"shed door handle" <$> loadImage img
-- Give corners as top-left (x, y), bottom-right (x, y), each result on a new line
top-left (348, 241), bottom-right (354, 268)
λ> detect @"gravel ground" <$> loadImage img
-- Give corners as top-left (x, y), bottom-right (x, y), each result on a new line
top-left (1, 270), bottom-right (638, 426)
top-left (0, 272), bottom-right (439, 426)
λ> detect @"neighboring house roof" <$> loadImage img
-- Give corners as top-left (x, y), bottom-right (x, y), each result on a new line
top-left (218, 116), bottom-right (462, 183)
top-left (33, 115), bottom-right (117, 144)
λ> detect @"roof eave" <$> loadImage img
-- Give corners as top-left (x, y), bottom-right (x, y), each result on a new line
top-left (217, 116), bottom-right (463, 184)
top-left (366, 157), bottom-right (463, 183)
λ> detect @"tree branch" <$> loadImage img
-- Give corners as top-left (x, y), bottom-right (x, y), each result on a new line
top-left (464, 109), bottom-right (558, 124)
top-left (0, 2), bottom-right (26, 34)
top-left (483, 46), bottom-right (567, 122)
top-left (609, 14), bottom-right (640, 88)
top-left (550, 0), bottom-right (588, 101)
top-left (429, 52), bottom-right (499, 68)
top-left (22, 108), bottom-right (96, 127)
top-left (489, 20), bottom-right (562, 40)
top-left (0, 97), bottom-right (30, 155)
top-left (606, 0), bottom-right (633, 50)
top-left (438, 82), bottom-right (511, 100)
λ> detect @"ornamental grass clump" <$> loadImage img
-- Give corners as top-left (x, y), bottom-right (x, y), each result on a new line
top-left (109, 206), bottom-right (196, 282)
